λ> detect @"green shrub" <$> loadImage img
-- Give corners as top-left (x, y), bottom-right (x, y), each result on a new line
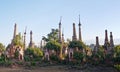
top-left (24, 55), bottom-right (31, 61)
top-left (50, 54), bottom-right (59, 61)
top-left (68, 41), bottom-right (86, 50)
top-left (4, 61), bottom-right (13, 66)
top-left (113, 56), bottom-right (120, 63)
top-left (14, 50), bottom-right (19, 58)
top-left (24, 47), bottom-right (43, 62)
top-left (0, 54), bottom-right (6, 61)
top-left (0, 60), bottom-right (5, 65)
top-left (114, 64), bottom-right (120, 71)
top-left (73, 51), bottom-right (84, 61)
top-left (17, 61), bottom-right (23, 65)
top-left (31, 61), bottom-right (36, 66)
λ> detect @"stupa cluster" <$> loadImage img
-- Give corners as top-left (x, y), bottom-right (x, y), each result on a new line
top-left (5, 24), bottom-right (35, 60)
top-left (94, 30), bottom-right (114, 55)
top-left (4, 15), bottom-right (114, 61)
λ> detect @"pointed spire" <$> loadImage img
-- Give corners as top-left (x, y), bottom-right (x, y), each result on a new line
top-left (30, 30), bottom-right (33, 43)
top-left (24, 27), bottom-right (27, 35)
top-left (96, 36), bottom-right (99, 48)
top-left (59, 16), bottom-right (62, 43)
top-left (104, 29), bottom-right (109, 50)
top-left (13, 23), bottom-right (17, 39)
top-left (24, 27), bottom-right (27, 50)
top-left (29, 30), bottom-right (34, 48)
top-left (78, 15), bottom-right (82, 41)
top-left (105, 30), bottom-right (108, 42)
top-left (62, 28), bottom-right (64, 42)
top-left (94, 36), bottom-right (99, 53)
top-left (110, 32), bottom-right (114, 48)
top-left (78, 15), bottom-right (81, 26)
top-left (59, 16), bottom-right (62, 24)
top-left (72, 23), bottom-right (77, 41)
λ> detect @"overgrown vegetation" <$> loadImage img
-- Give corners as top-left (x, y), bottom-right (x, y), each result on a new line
top-left (0, 28), bottom-right (119, 72)
top-left (68, 41), bottom-right (86, 50)
top-left (24, 47), bottom-right (43, 61)
top-left (12, 33), bottom-right (24, 47)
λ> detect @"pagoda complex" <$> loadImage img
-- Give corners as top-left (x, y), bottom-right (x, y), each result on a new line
top-left (93, 29), bottom-right (114, 56)
top-left (6, 24), bottom-right (24, 60)
top-left (68, 15), bottom-right (84, 61)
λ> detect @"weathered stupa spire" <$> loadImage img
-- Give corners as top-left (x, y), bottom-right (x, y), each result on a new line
top-left (94, 36), bottom-right (99, 53)
top-left (24, 27), bottom-right (27, 50)
top-left (78, 15), bottom-right (82, 41)
top-left (105, 30), bottom-right (108, 43)
top-left (72, 23), bottom-right (77, 41)
top-left (30, 30), bottom-right (33, 43)
top-left (96, 36), bottom-right (99, 48)
top-left (62, 29), bottom-right (64, 42)
top-left (110, 32), bottom-right (114, 49)
top-left (29, 30), bottom-right (34, 48)
top-left (104, 29), bottom-right (109, 50)
top-left (13, 23), bottom-right (17, 39)
top-left (59, 16), bottom-right (62, 43)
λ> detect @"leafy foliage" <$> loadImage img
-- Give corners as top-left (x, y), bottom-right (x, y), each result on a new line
top-left (14, 50), bottom-right (19, 58)
top-left (114, 45), bottom-right (120, 54)
top-left (0, 43), bottom-right (6, 64)
top-left (42, 29), bottom-right (59, 42)
top-left (114, 64), bottom-right (120, 71)
top-left (113, 45), bottom-right (120, 63)
top-left (24, 47), bottom-right (43, 61)
top-left (98, 46), bottom-right (105, 60)
top-left (0, 43), bottom-right (5, 53)
top-left (50, 54), bottom-right (59, 61)
top-left (73, 51), bottom-right (84, 61)
top-left (91, 46), bottom-right (105, 64)
top-left (12, 33), bottom-right (24, 47)
top-left (68, 40), bottom-right (86, 49)
top-left (45, 41), bottom-right (61, 51)
top-left (0, 54), bottom-right (6, 62)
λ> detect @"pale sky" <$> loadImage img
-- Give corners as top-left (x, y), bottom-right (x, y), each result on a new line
top-left (0, 0), bottom-right (120, 46)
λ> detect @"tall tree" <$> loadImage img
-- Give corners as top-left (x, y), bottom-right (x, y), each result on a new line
top-left (12, 33), bottom-right (24, 47)
top-left (42, 29), bottom-right (59, 42)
